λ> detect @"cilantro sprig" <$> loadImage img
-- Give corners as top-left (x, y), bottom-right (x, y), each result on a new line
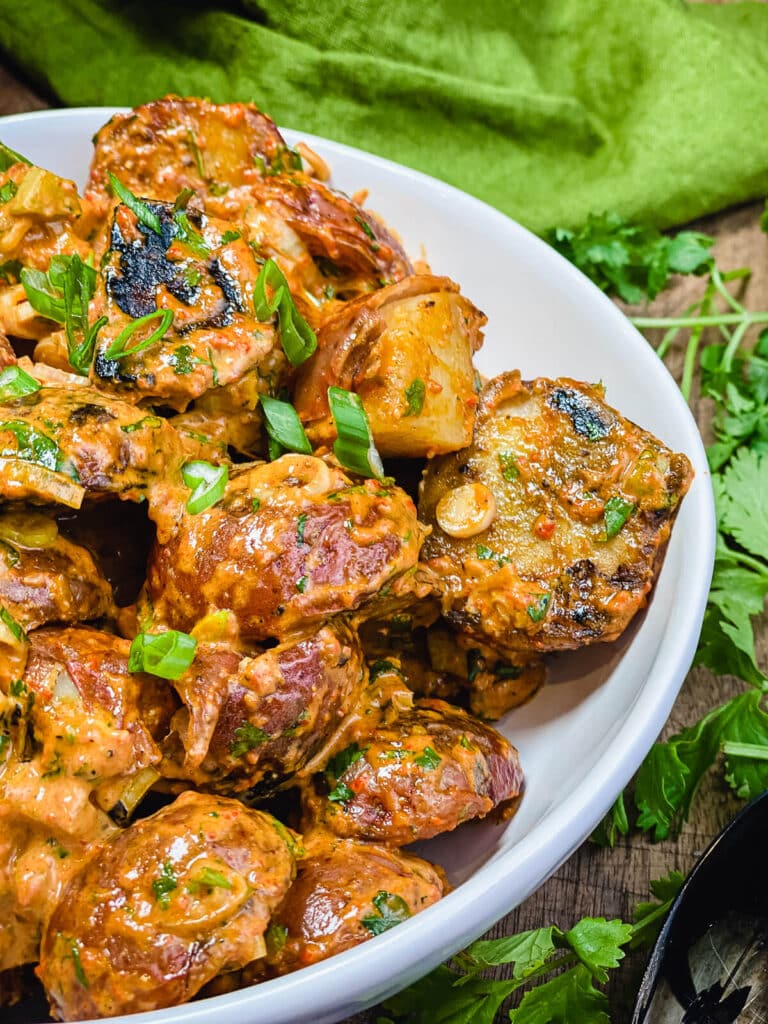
top-left (556, 211), bottom-right (768, 846)
top-left (382, 872), bottom-right (682, 1024)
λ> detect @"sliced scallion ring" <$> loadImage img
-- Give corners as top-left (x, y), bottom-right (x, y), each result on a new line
top-left (109, 173), bottom-right (163, 235)
top-left (259, 395), bottom-right (312, 455)
top-left (328, 386), bottom-right (384, 479)
top-left (104, 309), bottom-right (174, 362)
top-left (128, 630), bottom-right (198, 680)
top-left (182, 460), bottom-right (229, 514)
top-left (0, 366), bottom-right (41, 402)
top-left (0, 141), bottom-right (31, 171)
top-left (253, 258), bottom-right (317, 367)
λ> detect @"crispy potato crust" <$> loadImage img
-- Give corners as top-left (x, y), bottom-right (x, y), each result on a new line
top-left (419, 372), bottom-right (693, 653)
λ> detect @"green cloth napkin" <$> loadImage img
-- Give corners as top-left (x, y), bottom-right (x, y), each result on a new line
top-left (0, 0), bottom-right (767, 233)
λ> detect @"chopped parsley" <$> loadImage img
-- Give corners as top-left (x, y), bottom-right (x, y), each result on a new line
top-left (361, 891), bottom-right (412, 935)
top-left (403, 378), bottom-right (426, 417)
top-left (151, 861), bottom-right (177, 909)
top-left (231, 721), bottom-right (269, 758)
top-left (413, 746), bottom-right (441, 771)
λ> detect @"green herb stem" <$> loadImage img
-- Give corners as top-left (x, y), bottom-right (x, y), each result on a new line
top-left (722, 741), bottom-right (768, 761)
top-left (631, 312), bottom-right (768, 329)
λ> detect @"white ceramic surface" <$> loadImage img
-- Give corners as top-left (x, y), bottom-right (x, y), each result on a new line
top-left (0, 108), bottom-right (716, 1024)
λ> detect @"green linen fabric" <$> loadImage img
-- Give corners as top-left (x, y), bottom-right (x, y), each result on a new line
top-left (0, 0), bottom-right (767, 233)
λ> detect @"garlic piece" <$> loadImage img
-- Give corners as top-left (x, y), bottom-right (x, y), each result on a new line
top-left (436, 482), bottom-right (496, 538)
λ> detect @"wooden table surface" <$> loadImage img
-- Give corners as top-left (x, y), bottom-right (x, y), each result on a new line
top-left (1, 66), bottom-right (765, 1024)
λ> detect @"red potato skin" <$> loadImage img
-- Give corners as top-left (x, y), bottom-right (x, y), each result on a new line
top-left (145, 455), bottom-right (426, 642)
top-left (85, 95), bottom-right (290, 219)
top-left (223, 172), bottom-right (412, 284)
top-left (302, 698), bottom-right (523, 845)
top-left (37, 792), bottom-right (299, 1020)
top-left (264, 832), bottom-right (447, 974)
top-left (164, 621), bottom-right (367, 795)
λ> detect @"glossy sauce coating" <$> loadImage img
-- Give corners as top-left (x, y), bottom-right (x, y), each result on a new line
top-left (146, 454), bottom-right (425, 641)
top-left (37, 791), bottom-right (299, 1019)
top-left (302, 698), bottom-right (523, 844)
top-left (295, 274), bottom-right (485, 457)
top-left (0, 512), bottom-right (115, 630)
top-left (264, 831), bottom-right (446, 974)
top-left (0, 385), bottom-right (186, 541)
top-left (85, 96), bottom-right (289, 218)
top-left (164, 620), bottom-right (367, 795)
top-left (419, 372), bottom-right (693, 653)
top-left (91, 199), bottom-right (286, 411)
top-left (0, 625), bottom-right (170, 974)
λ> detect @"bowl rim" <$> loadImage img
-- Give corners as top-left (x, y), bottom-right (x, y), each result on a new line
top-left (0, 106), bottom-right (717, 1024)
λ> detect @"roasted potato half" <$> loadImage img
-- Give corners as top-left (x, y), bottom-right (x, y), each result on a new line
top-left (37, 792), bottom-right (299, 1019)
top-left (294, 275), bottom-right (485, 457)
top-left (302, 698), bottom-right (523, 845)
top-left (419, 372), bottom-right (693, 654)
top-left (263, 832), bottom-right (446, 974)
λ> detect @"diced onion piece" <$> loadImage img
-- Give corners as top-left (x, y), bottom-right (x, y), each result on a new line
top-left (0, 458), bottom-right (84, 508)
top-left (52, 669), bottom-right (81, 703)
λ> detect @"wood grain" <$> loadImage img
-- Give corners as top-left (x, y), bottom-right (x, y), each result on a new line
top-left (0, 67), bottom-right (764, 1024)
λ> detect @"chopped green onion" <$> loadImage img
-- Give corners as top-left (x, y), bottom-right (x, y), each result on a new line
top-left (0, 366), bottom-right (40, 402)
top-left (173, 187), bottom-right (195, 212)
top-left (327, 386), bottom-right (384, 479)
top-left (0, 419), bottom-right (63, 471)
top-left (604, 495), bottom-right (635, 539)
top-left (413, 746), bottom-right (441, 770)
top-left (186, 129), bottom-right (206, 179)
top-left (151, 861), bottom-right (177, 909)
top-left (0, 141), bottom-right (31, 171)
top-left (173, 210), bottom-right (209, 258)
top-left (128, 630), bottom-right (198, 681)
top-left (182, 460), bottom-right (229, 515)
top-left (109, 173), bottom-right (163, 235)
top-left (120, 415), bottom-right (163, 434)
top-left (0, 259), bottom-right (22, 284)
top-left (259, 395), bottom-right (312, 455)
top-left (0, 180), bottom-right (18, 204)
top-left (498, 451), bottom-right (519, 480)
top-left (186, 867), bottom-right (233, 893)
top-left (1, 606), bottom-right (26, 642)
top-left (328, 781), bottom-right (354, 804)
top-left (253, 258), bottom-right (317, 366)
top-left (22, 254), bottom-right (106, 374)
top-left (21, 266), bottom-right (66, 322)
top-left (69, 937), bottom-right (89, 988)
top-left (104, 309), bottom-right (174, 361)
top-left (402, 378), bottom-right (425, 417)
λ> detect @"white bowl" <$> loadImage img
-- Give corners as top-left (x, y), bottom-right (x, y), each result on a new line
top-left (0, 108), bottom-right (715, 1024)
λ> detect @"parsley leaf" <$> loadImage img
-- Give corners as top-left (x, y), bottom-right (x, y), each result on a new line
top-left (361, 891), bottom-right (412, 935)
top-left (230, 721), bottom-right (269, 758)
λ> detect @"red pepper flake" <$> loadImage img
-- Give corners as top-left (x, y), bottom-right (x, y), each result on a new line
top-left (533, 515), bottom-right (556, 541)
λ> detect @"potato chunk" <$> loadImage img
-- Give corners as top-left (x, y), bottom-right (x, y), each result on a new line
top-left (419, 372), bottom-right (693, 654)
top-left (294, 275), bottom-right (485, 457)
top-left (38, 792), bottom-right (299, 1019)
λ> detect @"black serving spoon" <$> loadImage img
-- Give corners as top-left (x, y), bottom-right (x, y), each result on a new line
top-left (632, 790), bottom-right (768, 1023)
